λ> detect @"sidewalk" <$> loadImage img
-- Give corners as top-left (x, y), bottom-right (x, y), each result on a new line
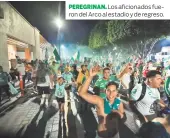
top-left (0, 96), bottom-right (60, 138)
top-left (0, 81), bottom-right (33, 114)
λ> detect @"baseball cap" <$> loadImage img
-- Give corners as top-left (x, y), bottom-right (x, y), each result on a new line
top-left (57, 75), bottom-right (64, 79)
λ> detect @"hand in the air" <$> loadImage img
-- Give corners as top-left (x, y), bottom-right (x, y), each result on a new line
top-left (89, 65), bottom-right (100, 77)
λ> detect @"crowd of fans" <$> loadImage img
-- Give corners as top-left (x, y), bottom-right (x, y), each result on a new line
top-left (1, 56), bottom-right (170, 138)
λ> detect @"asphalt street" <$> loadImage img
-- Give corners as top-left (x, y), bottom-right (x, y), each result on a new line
top-left (0, 90), bottom-right (137, 138)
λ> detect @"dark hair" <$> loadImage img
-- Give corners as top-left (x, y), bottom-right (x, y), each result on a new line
top-left (106, 81), bottom-right (119, 89)
top-left (132, 70), bottom-right (137, 77)
top-left (72, 64), bottom-right (77, 70)
top-left (156, 66), bottom-right (162, 71)
top-left (146, 70), bottom-right (161, 78)
top-left (98, 112), bottom-right (120, 138)
top-left (106, 63), bottom-right (110, 67)
top-left (103, 67), bottom-right (110, 72)
top-left (81, 64), bottom-right (86, 68)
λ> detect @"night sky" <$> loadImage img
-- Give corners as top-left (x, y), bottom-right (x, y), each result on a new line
top-left (9, 1), bottom-right (98, 45)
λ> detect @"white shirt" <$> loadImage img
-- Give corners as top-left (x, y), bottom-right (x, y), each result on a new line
top-left (121, 73), bottom-right (131, 89)
top-left (16, 63), bottom-right (25, 75)
top-left (62, 72), bottom-right (73, 84)
top-left (37, 75), bottom-right (50, 87)
top-left (55, 83), bottom-right (66, 98)
top-left (130, 83), bottom-right (160, 115)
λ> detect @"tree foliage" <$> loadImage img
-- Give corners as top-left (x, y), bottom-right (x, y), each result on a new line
top-left (88, 21), bottom-right (108, 49)
top-left (107, 20), bottom-right (135, 43)
top-left (89, 20), bottom-right (170, 60)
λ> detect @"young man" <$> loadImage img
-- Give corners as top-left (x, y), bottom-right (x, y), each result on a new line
top-left (94, 64), bottom-right (130, 99)
top-left (130, 70), bottom-right (166, 122)
top-left (79, 66), bottom-right (125, 138)
top-left (94, 67), bottom-right (117, 98)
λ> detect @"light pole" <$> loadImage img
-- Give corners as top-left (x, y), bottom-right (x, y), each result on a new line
top-left (56, 18), bottom-right (63, 59)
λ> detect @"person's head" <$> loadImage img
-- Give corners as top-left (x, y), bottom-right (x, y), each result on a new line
top-left (128, 67), bottom-right (133, 74)
top-left (106, 63), bottom-right (110, 68)
top-left (156, 66), bottom-right (162, 72)
top-left (106, 112), bottom-right (120, 130)
top-left (52, 61), bottom-right (56, 66)
top-left (103, 67), bottom-right (110, 80)
top-left (106, 81), bottom-right (118, 101)
top-left (72, 64), bottom-right (77, 71)
top-left (0, 66), bottom-right (3, 72)
top-left (65, 67), bottom-right (69, 73)
top-left (81, 64), bottom-right (87, 72)
top-left (133, 70), bottom-right (139, 77)
top-left (146, 70), bottom-right (162, 88)
top-left (98, 112), bottom-right (120, 138)
top-left (58, 76), bottom-right (64, 85)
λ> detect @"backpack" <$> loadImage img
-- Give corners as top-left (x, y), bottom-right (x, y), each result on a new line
top-left (36, 68), bottom-right (48, 83)
top-left (129, 82), bottom-right (147, 123)
top-left (136, 82), bottom-right (147, 102)
top-left (130, 82), bottom-right (160, 123)
top-left (38, 76), bottom-right (46, 83)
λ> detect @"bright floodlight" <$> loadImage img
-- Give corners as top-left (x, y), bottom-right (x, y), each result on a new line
top-left (56, 18), bottom-right (63, 29)
top-left (113, 47), bottom-right (117, 51)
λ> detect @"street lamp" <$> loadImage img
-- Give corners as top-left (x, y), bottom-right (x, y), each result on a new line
top-left (55, 18), bottom-right (63, 59)
top-left (56, 18), bottom-right (63, 29)
top-left (113, 47), bottom-right (117, 51)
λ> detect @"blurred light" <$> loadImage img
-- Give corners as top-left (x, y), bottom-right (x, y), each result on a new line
top-left (113, 47), bottom-right (117, 51)
top-left (55, 18), bottom-right (63, 29)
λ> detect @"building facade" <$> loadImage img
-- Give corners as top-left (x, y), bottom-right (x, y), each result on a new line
top-left (0, 2), bottom-right (52, 72)
top-left (40, 34), bottom-right (55, 61)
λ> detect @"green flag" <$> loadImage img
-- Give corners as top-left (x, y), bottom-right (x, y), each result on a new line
top-left (70, 57), bottom-right (74, 63)
top-left (53, 48), bottom-right (60, 61)
top-left (72, 51), bottom-right (80, 61)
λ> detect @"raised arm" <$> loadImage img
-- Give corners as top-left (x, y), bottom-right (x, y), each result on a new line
top-left (117, 63), bottom-right (132, 79)
top-left (79, 66), bottom-right (102, 106)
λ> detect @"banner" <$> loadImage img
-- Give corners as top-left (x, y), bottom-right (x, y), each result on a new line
top-left (53, 48), bottom-right (60, 61)
top-left (72, 51), bottom-right (80, 61)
